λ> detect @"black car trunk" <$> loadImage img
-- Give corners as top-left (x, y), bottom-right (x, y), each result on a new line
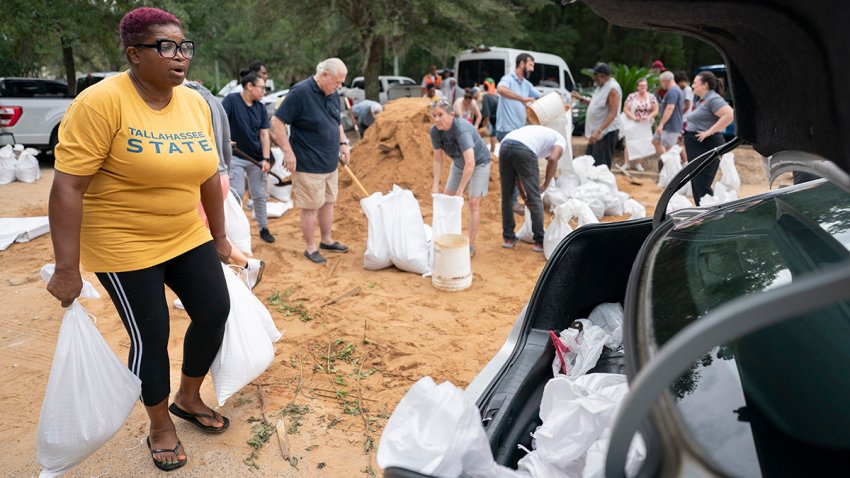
top-left (475, 219), bottom-right (653, 468)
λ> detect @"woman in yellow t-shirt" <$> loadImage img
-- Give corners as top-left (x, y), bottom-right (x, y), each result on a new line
top-left (47, 7), bottom-right (230, 472)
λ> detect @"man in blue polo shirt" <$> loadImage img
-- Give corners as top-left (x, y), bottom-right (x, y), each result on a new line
top-left (271, 58), bottom-right (351, 264)
top-left (497, 52), bottom-right (540, 215)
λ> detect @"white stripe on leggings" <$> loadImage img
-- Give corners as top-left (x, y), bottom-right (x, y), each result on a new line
top-left (107, 272), bottom-right (143, 377)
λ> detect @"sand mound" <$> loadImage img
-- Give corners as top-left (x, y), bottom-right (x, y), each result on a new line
top-left (346, 98), bottom-right (438, 199)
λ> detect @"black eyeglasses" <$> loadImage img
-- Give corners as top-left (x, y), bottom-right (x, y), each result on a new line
top-left (132, 39), bottom-right (194, 59)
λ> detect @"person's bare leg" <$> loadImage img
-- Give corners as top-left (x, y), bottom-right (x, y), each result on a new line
top-left (146, 399), bottom-right (186, 465)
top-left (173, 374), bottom-right (224, 429)
top-left (318, 202), bottom-right (335, 245)
top-left (623, 147), bottom-right (630, 169)
top-left (301, 208), bottom-right (319, 253)
top-left (490, 135), bottom-right (497, 154)
top-left (468, 196), bottom-right (482, 248)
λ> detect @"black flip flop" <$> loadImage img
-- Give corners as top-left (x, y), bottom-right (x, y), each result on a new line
top-left (168, 403), bottom-right (230, 434)
top-left (146, 436), bottom-right (187, 472)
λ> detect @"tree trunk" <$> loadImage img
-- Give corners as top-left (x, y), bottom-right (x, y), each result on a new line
top-left (363, 35), bottom-right (385, 102)
top-left (61, 36), bottom-right (76, 96)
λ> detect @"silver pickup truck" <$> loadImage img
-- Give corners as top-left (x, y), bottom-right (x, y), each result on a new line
top-left (0, 77), bottom-right (73, 155)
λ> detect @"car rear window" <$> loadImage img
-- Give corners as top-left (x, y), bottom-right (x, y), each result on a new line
top-left (0, 79), bottom-right (69, 98)
top-left (644, 180), bottom-right (850, 476)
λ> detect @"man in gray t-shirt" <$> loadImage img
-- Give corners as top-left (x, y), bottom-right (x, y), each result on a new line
top-left (653, 71), bottom-right (684, 151)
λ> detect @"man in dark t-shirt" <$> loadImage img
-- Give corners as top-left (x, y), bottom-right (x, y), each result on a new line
top-left (270, 58), bottom-right (351, 264)
top-left (222, 73), bottom-right (274, 243)
top-left (653, 71), bottom-right (684, 154)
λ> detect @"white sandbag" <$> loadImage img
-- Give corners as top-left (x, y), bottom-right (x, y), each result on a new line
top-left (666, 194), bottom-right (694, 213)
top-left (587, 302), bottom-right (625, 350)
top-left (37, 265), bottom-right (141, 478)
top-left (719, 152), bottom-right (740, 192)
top-left (516, 206), bottom-right (535, 243)
top-left (15, 148), bottom-right (40, 183)
top-left (210, 263), bottom-right (275, 406)
top-left (224, 190), bottom-right (252, 256)
top-left (543, 202), bottom-right (574, 260)
top-left (565, 198), bottom-right (599, 228)
top-left (657, 145), bottom-right (692, 196)
top-left (0, 216), bottom-right (50, 251)
top-left (0, 144), bottom-right (15, 185)
top-left (556, 173), bottom-right (581, 191)
top-left (517, 374), bottom-right (646, 478)
top-left (542, 183), bottom-right (569, 211)
top-left (377, 377), bottom-right (525, 478)
top-left (621, 117), bottom-right (655, 161)
top-left (382, 186), bottom-right (431, 275)
top-left (432, 193), bottom-right (463, 237)
top-left (623, 199), bottom-right (646, 219)
top-left (604, 191), bottom-right (630, 217)
top-left (268, 147), bottom-right (292, 202)
top-left (572, 155), bottom-right (596, 183)
top-left (551, 319), bottom-right (609, 378)
top-left (225, 264), bottom-right (281, 343)
top-left (567, 183), bottom-right (608, 218)
top-left (361, 192), bottom-right (392, 270)
top-left (430, 193), bottom-right (464, 270)
top-left (252, 200), bottom-right (293, 218)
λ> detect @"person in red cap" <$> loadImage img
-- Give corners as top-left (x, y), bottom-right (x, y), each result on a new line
top-left (650, 59), bottom-right (668, 101)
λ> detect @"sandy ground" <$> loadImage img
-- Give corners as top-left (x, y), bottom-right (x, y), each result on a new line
top-left (1, 99), bottom-right (780, 477)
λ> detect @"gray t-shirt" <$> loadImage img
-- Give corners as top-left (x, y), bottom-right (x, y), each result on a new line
top-left (685, 90), bottom-right (729, 132)
top-left (430, 118), bottom-right (491, 169)
top-left (660, 86), bottom-right (684, 132)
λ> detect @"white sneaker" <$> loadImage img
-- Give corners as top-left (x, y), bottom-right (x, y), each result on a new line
top-left (243, 258), bottom-right (265, 290)
top-left (173, 298), bottom-right (185, 310)
top-left (635, 163), bottom-right (645, 172)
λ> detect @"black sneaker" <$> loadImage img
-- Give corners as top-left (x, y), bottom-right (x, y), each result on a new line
top-left (260, 228), bottom-right (275, 243)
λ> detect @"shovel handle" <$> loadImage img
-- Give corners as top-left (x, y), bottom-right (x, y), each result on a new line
top-left (341, 162), bottom-right (369, 198)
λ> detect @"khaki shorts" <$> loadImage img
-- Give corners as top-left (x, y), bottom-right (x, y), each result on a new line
top-left (293, 170), bottom-right (338, 209)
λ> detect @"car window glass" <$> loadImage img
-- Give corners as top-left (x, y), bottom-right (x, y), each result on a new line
top-left (646, 181), bottom-right (850, 476)
top-left (457, 59), bottom-right (503, 89)
top-left (528, 63), bottom-right (560, 89)
top-left (563, 70), bottom-right (575, 92)
top-left (352, 79), bottom-right (364, 89)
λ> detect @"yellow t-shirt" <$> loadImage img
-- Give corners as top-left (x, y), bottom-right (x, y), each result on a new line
top-left (55, 72), bottom-right (218, 272)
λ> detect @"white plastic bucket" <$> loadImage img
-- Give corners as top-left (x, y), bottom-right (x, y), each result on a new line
top-left (431, 234), bottom-right (472, 292)
top-left (527, 92), bottom-right (567, 125)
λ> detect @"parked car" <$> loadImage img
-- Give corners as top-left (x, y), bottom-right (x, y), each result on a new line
top-left (454, 47), bottom-right (577, 103)
top-left (385, 0), bottom-right (850, 476)
top-left (0, 77), bottom-right (72, 155)
top-left (341, 75), bottom-right (417, 104)
top-left (75, 71), bottom-right (120, 96)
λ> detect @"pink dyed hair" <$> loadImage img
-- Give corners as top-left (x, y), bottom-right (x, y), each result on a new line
top-left (119, 7), bottom-right (182, 49)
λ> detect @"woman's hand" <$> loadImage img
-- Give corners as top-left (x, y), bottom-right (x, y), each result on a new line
top-left (214, 236), bottom-right (232, 263)
top-left (695, 130), bottom-right (712, 142)
top-left (47, 268), bottom-right (83, 308)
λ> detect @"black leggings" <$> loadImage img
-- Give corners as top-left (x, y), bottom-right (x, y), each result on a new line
top-left (684, 131), bottom-right (726, 205)
top-left (96, 241), bottom-right (230, 406)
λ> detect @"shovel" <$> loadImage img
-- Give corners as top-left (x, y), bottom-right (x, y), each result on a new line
top-left (232, 145), bottom-right (291, 186)
top-left (340, 159), bottom-right (369, 198)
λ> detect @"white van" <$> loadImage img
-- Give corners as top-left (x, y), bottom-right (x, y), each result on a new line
top-left (453, 47), bottom-right (576, 101)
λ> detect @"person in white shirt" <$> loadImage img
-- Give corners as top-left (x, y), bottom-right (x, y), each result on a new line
top-left (498, 125), bottom-right (566, 252)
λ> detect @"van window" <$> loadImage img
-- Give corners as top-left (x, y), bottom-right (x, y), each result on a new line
top-left (527, 63), bottom-right (561, 89)
top-left (351, 79), bottom-right (364, 89)
top-left (563, 70), bottom-right (575, 92)
top-left (458, 59), bottom-right (504, 89)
